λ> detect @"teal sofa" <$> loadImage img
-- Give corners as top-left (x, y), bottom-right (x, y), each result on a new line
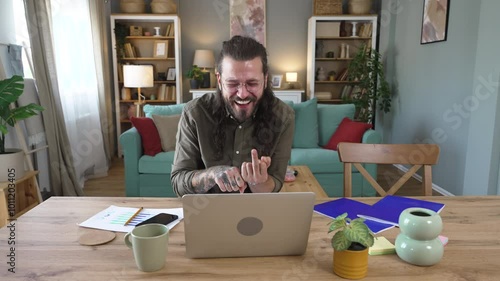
top-left (120, 99), bottom-right (381, 197)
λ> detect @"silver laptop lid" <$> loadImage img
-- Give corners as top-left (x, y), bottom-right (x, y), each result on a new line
top-left (182, 192), bottom-right (315, 258)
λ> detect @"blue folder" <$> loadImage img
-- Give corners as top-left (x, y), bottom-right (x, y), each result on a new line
top-left (314, 198), bottom-right (394, 234)
top-left (357, 195), bottom-right (445, 226)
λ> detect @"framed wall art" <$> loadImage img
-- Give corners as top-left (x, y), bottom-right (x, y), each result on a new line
top-left (271, 75), bottom-right (282, 89)
top-left (166, 68), bottom-right (176, 81)
top-left (230, 0), bottom-right (266, 46)
top-left (421, 0), bottom-right (450, 44)
top-left (153, 40), bottom-right (169, 58)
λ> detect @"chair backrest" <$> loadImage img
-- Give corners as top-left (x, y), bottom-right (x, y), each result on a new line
top-left (337, 143), bottom-right (440, 197)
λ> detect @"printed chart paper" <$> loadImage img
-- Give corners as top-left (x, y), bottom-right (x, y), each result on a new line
top-left (78, 205), bottom-right (184, 233)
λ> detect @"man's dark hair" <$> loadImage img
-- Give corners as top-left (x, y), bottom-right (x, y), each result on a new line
top-left (210, 36), bottom-right (281, 160)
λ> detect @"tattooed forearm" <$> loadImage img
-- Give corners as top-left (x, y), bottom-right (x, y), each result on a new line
top-left (191, 166), bottom-right (232, 193)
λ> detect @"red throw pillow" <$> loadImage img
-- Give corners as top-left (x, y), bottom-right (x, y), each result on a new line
top-left (130, 117), bottom-right (162, 156)
top-left (324, 117), bottom-right (372, 151)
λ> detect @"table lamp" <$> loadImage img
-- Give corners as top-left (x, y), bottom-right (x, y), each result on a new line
top-left (123, 65), bottom-right (154, 117)
top-left (193, 49), bottom-right (215, 88)
top-left (286, 72), bottom-right (298, 89)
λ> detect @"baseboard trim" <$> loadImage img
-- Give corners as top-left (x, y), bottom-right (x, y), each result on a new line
top-left (392, 164), bottom-right (454, 196)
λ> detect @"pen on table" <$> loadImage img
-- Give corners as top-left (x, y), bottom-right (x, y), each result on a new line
top-left (124, 207), bottom-right (143, 226)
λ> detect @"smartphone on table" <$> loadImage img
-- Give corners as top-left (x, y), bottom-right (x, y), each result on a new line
top-left (136, 213), bottom-right (178, 227)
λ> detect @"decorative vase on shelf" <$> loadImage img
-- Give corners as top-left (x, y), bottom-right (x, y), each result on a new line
top-left (316, 67), bottom-right (327, 81)
top-left (395, 207), bottom-right (444, 266)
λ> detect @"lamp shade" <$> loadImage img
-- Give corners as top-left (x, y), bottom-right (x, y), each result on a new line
top-left (193, 50), bottom-right (215, 69)
top-left (286, 72), bottom-right (298, 83)
top-left (123, 65), bottom-right (154, 88)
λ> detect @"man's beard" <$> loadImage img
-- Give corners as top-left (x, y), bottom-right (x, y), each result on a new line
top-left (224, 95), bottom-right (258, 123)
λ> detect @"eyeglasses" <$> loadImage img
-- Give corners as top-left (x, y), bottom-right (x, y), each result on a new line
top-left (221, 79), bottom-right (263, 94)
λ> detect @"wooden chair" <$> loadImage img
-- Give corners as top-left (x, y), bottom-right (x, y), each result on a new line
top-left (337, 143), bottom-right (440, 197)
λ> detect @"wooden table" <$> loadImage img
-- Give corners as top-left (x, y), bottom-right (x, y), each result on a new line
top-left (1, 196), bottom-right (499, 280)
top-left (281, 165), bottom-right (328, 199)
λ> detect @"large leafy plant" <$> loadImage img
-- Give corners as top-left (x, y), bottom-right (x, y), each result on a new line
top-left (328, 212), bottom-right (375, 251)
top-left (0, 75), bottom-right (44, 154)
top-left (344, 44), bottom-right (391, 123)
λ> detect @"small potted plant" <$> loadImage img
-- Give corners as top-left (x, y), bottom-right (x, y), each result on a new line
top-left (0, 75), bottom-right (44, 181)
top-left (186, 65), bottom-right (204, 89)
top-left (328, 212), bottom-right (374, 280)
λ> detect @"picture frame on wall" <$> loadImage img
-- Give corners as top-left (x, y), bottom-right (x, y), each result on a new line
top-left (230, 0), bottom-right (266, 46)
top-left (420, 0), bottom-right (450, 44)
top-left (166, 68), bottom-right (176, 81)
top-left (271, 75), bottom-right (283, 89)
top-left (153, 40), bottom-right (169, 58)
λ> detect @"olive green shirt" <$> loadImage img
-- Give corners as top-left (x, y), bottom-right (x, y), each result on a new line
top-left (171, 93), bottom-right (295, 197)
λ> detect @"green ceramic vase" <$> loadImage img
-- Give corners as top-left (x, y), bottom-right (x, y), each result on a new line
top-left (395, 207), bottom-right (443, 266)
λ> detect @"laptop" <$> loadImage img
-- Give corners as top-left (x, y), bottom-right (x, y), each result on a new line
top-left (182, 192), bottom-right (315, 258)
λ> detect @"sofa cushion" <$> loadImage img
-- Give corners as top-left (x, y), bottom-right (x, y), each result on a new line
top-left (138, 151), bottom-right (175, 174)
top-left (130, 117), bottom-right (162, 156)
top-left (290, 148), bottom-right (342, 174)
top-left (152, 114), bottom-right (181, 152)
top-left (317, 104), bottom-right (355, 146)
top-left (144, 103), bottom-right (185, 117)
top-left (292, 98), bottom-right (319, 148)
top-left (324, 117), bottom-right (372, 151)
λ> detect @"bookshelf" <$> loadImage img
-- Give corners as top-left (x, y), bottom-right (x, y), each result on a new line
top-left (306, 15), bottom-right (378, 104)
top-left (110, 14), bottom-right (182, 157)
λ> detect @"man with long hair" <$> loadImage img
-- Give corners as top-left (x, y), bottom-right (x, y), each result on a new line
top-left (171, 36), bottom-right (294, 196)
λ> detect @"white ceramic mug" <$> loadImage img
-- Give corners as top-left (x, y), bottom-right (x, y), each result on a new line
top-left (124, 223), bottom-right (169, 272)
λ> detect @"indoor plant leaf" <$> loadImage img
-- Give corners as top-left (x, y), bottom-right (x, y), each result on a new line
top-left (332, 231), bottom-right (351, 251)
top-left (0, 75), bottom-right (44, 154)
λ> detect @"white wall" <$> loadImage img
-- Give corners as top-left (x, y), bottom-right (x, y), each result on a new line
top-left (379, 0), bottom-right (500, 195)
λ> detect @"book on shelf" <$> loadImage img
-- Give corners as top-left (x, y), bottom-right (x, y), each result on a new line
top-left (157, 84), bottom-right (166, 100)
top-left (362, 23), bottom-right (373, 37)
top-left (124, 43), bottom-right (135, 58)
top-left (165, 23), bottom-right (175, 37)
top-left (340, 85), bottom-right (353, 99)
top-left (335, 68), bottom-right (349, 81)
top-left (164, 86), bottom-right (176, 101)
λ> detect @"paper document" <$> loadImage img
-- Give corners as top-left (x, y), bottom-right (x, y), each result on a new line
top-left (78, 205), bottom-right (184, 233)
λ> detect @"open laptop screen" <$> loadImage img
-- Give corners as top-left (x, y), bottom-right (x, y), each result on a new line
top-left (182, 192), bottom-right (315, 258)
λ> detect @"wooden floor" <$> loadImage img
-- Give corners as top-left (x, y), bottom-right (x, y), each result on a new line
top-left (83, 159), bottom-right (442, 197)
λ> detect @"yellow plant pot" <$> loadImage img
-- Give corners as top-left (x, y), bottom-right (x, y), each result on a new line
top-left (333, 247), bottom-right (369, 279)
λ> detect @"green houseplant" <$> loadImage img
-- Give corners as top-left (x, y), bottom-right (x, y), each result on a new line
top-left (328, 212), bottom-right (374, 279)
top-left (344, 44), bottom-right (391, 123)
top-left (114, 23), bottom-right (128, 59)
top-left (186, 65), bottom-right (204, 89)
top-left (0, 75), bottom-right (44, 154)
top-left (0, 75), bottom-right (44, 181)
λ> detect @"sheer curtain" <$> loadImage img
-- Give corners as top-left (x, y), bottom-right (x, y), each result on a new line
top-left (50, 0), bottom-right (108, 187)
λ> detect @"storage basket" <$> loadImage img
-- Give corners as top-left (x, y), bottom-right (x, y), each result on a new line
top-left (151, 1), bottom-right (177, 14)
top-left (120, 0), bottom-right (145, 14)
top-left (313, 0), bottom-right (343, 15)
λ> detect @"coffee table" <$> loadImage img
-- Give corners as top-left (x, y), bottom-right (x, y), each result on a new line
top-left (281, 165), bottom-right (328, 199)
